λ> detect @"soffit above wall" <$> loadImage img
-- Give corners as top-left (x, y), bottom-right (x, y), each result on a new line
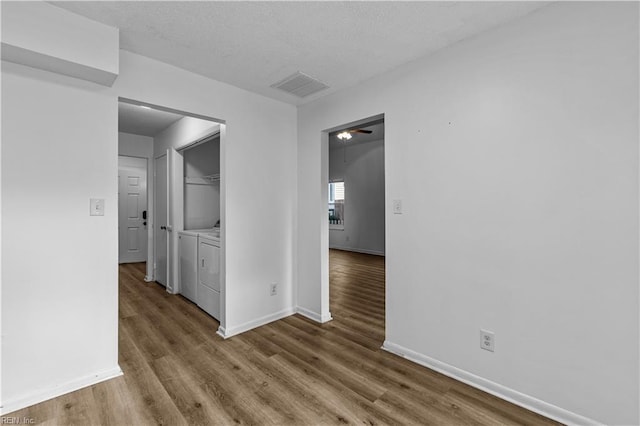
top-left (2, 1), bottom-right (119, 86)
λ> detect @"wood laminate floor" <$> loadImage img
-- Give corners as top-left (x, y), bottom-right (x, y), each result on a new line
top-left (6, 250), bottom-right (558, 425)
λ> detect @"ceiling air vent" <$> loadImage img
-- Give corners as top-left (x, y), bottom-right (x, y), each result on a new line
top-left (270, 71), bottom-right (329, 98)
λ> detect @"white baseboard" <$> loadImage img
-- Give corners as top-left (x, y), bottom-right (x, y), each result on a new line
top-left (329, 246), bottom-right (384, 256)
top-left (296, 306), bottom-right (333, 323)
top-left (144, 275), bottom-right (153, 282)
top-left (217, 307), bottom-right (296, 339)
top-left (0, 366), bottom-right (123, 416)
top-left (216, 325), bottom-right (227, 339)
top-left (381, 341), bottom-right (600, 426)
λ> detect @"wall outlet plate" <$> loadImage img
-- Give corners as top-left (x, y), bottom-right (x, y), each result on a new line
top-left (270, 283), bottom-right (277, 296)
top-left (480, 329), bottom-right (495, 352)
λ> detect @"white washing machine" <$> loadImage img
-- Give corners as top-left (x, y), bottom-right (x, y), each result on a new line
top-left (178, 228), bottom-right (219, 305)
top-left (178, 230), bottom-right (201, 303)
top-left (197, 231), bottom-right (221, 319)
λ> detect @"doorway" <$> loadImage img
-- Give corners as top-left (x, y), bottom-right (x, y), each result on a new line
top-left (325, 115), bottom-right (386, 340)
top-left (118, 97), bottom-right (226, 332)
top-left (118, 156), bottom-right (148, 264)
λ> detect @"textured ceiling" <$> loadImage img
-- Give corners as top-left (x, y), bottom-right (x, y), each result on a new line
top-left (119, 102), bottom-right (184, 136)
top-left (52, 1), bottom-right (549, 106)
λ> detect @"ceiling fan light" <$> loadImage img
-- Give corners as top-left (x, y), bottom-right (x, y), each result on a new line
top-left (337, 131), bottom-right (352, 140)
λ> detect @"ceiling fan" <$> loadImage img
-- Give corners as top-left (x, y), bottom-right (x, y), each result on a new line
top-left (337, 128), bottom-right (372, 140)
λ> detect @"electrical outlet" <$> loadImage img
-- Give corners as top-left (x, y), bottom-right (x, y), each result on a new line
top-left (345, 235), bottom-right (350, 242)
top-left (480, 329), bottom-right (495, 352)
top-left (270, 283), bottom-right (277, 296)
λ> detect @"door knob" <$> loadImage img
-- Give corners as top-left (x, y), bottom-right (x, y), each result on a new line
top-left (160, 226), bottom-right (166, 230)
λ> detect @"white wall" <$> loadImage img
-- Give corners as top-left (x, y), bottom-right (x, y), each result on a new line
top-left (1, 3), bottom-right (121, 415)
top-left (2, 2), bottom-right (297, 412)
top-left (1, 62), bottom-right (120, 412)
top-left (115, 51), bottom-right (298, 337)
top-left (329, 139), bottom-right (385, 255)
top-left (298, 3), bottom-right (639, 425)
top-left (119, 132), bottom-right (153, 158)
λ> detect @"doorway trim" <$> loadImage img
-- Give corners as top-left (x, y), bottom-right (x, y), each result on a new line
top-left (118, 97), bottom-right (224, 279)
top-left (117, 97), bottom-right (227, 333)
top-left (320, 113), bottom-right (385, 323)
top-left (119, 97), bottom-right (225, 124)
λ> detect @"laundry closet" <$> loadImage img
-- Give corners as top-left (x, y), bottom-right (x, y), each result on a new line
top-left (177, 134), bottom-right (222, 320)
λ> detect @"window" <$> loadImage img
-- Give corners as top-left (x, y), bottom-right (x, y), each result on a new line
top-left (329, 181), bottom-right (345, 230)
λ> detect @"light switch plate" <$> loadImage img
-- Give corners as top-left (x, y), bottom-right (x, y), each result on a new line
top-left (393, 199), bottom-right (403, 214)
top-left (90, 198), bottom-right (105, 216)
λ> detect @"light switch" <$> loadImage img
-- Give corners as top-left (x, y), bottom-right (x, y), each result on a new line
top-left (393, 199), bottom-right (403, 214)
top-left (90, 198), bottom-right (105, 216)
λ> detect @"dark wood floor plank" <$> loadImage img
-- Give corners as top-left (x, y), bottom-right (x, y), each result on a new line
top-left (267, 351), bottom-right (399, 425)
top-left (88, 377), bottom-right (137, 426)
top-left (119, 324), bottom-right (188, 426)
top-left (5, 254), bottom-right (559, 425)
top-left (227, 340), bottom-right (355, 425)
top-left (282, 315), bottom-right (452, 399)
top-left (264, 320), bottom-right (388, 403)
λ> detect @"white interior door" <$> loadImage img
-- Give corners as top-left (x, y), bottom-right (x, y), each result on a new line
top-left (154, 154), bottom-right (168, 286)
top-left (118, 156), bottom-right (148, 264)
top-left (167, 148), bottom-right (184, 294)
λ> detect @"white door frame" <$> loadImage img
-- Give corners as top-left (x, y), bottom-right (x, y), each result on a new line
top-left (167, 147), bottom-right (184, 294)
top-left (153, 153), bottom-right (168, 286)
top-left (321, 113), bottom-right (385, 323)
top-left (117, 97), bottom-right (227, 332)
